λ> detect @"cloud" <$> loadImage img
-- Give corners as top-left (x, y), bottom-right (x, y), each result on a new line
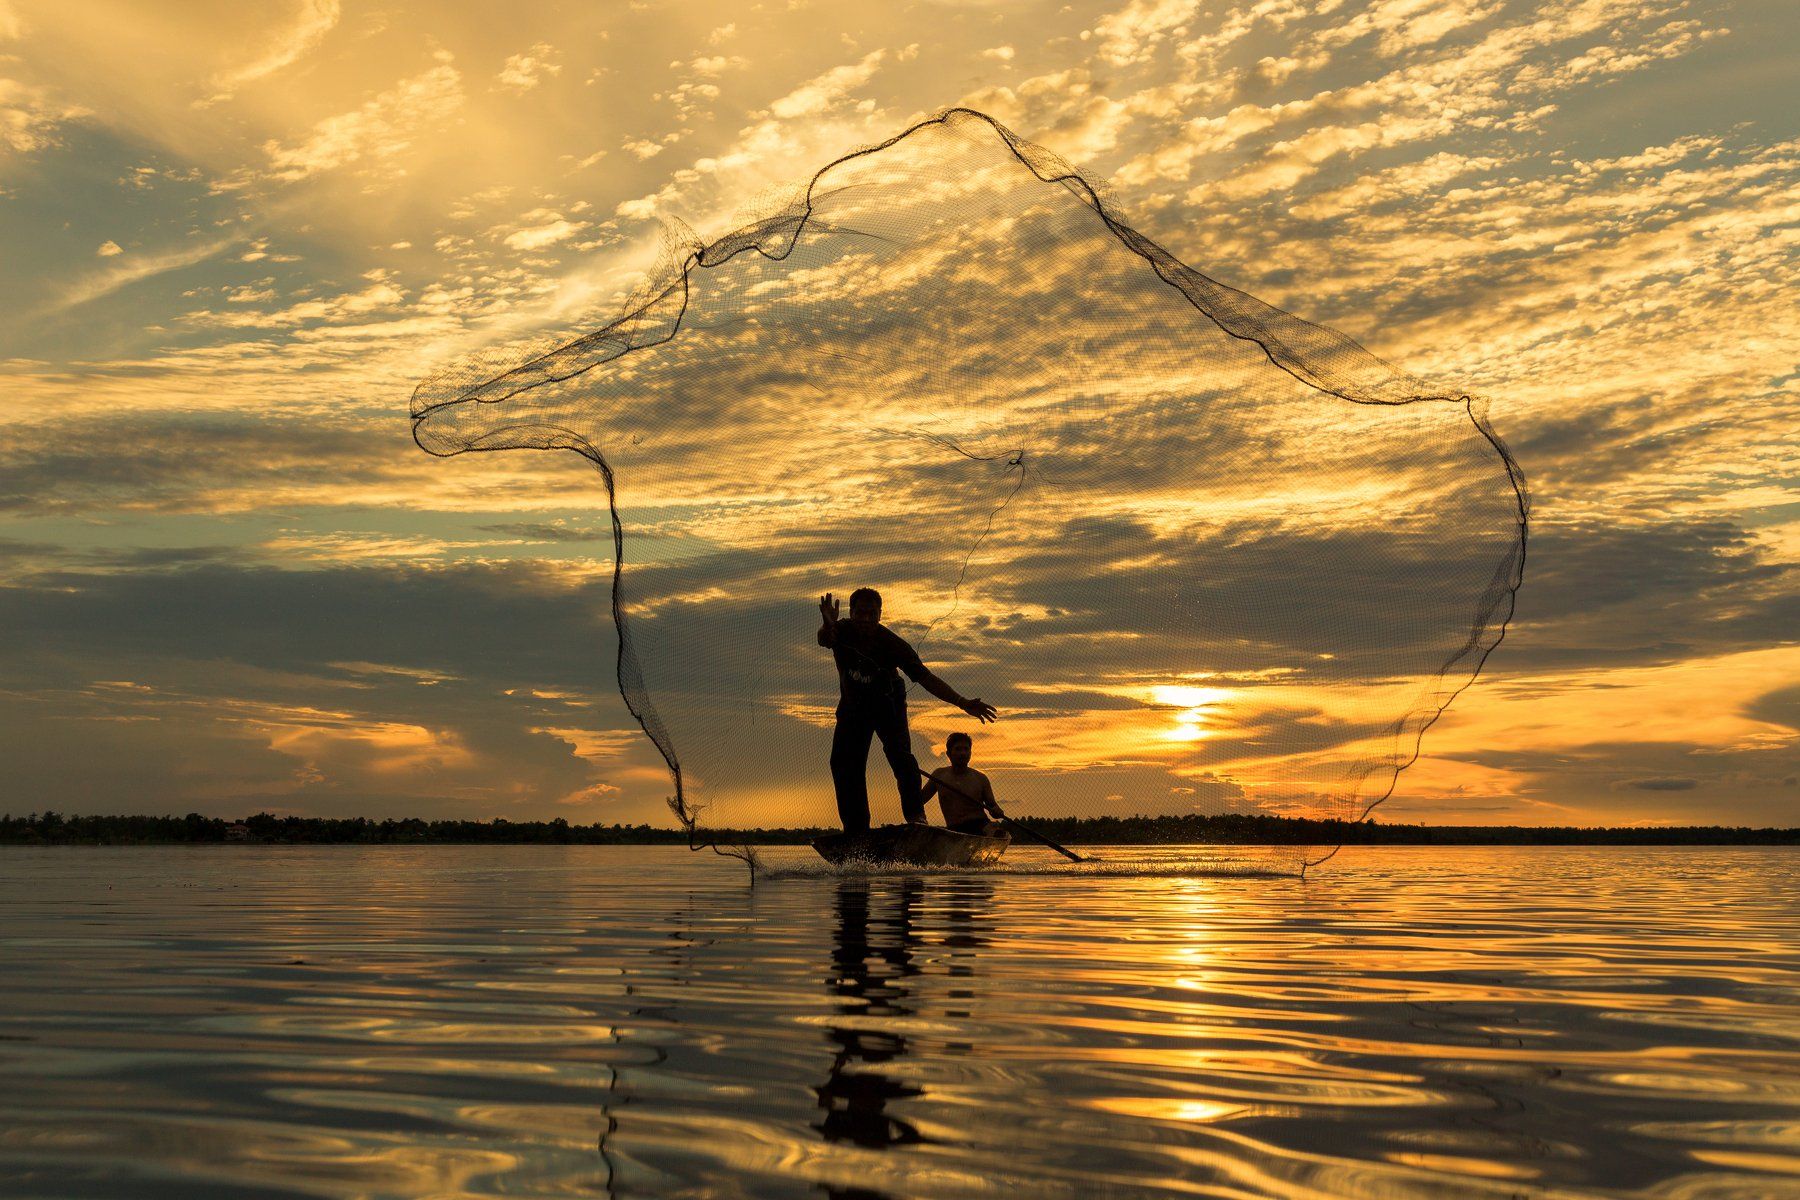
top-left (1413, 643), bottom-right (1800, 822)
top-left (605, 46), bottom-right (915, 224)
top-left (1309, 0), bottom-right (1505, 59)
top-left (1510, 17), bottom-right (1726, 91)
top-left (203, 0), bottom-right (340, 105)
top-left (666, 79), bottom-right (723, 122)
top-left (1083, 0), bottom-right (1196, 67)
top-left (764, 49), bottom-right (885, 120)
top-left (0, 75), bottom-right (89, 156)
top-left (1096, 0), bottom-right (1717, 205)
top-left (503, 214), bottom-right (585, 250)
top-left (95, 240), bottom-right (123, 256)
top-left (0, 549), bottom-right (1367, 822)
top-left (178, 277), bottom-right (407, 330)
top-left (495, 42), bottom-right (561, 93)
top-left (1495, 518), bottom-right (1795, 672)
top-left (0, 557), bottom-right (675, 821)
top-left (688, 54), bottom-right (745, 77)
top-left (0, 411), bottom-right (431, 516)
top-left (1745, 685), bottom-right (1800, 734)
top-left (480, 522), bottom-right (610, 543)
top-left (50, 235), bottom-right (242, 314)
top-left (260, 55), bottom-right (463, 182)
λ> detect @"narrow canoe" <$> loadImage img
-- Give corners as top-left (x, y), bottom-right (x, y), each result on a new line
top-left (811, 823), bottom-right (1010, 868)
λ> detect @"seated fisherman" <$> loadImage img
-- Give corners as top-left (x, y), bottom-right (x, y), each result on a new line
top-left (920, 732), bottom-right (1007, 835)
top-left (818, 588), bottom-right (997, 833)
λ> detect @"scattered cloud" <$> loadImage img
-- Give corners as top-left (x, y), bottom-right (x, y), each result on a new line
top-left (1083, 0), bottom-right (1196, 67)
top-left (763, 49), bottom-right (885, 120)
top-left (688, 54), bottom-right (746, 76)
top-left (503, 213), bottom-right (584, 250)
top-left (0, 75), bottom-right (88, 156)
top-left (51, 235), bottom-right (242, 314)
top-left (260, 54), bottom-right (464, 182)
top-left (495, 41), bottom-right (561, 92)
top-left (203, 0), bottom-right (341, 105)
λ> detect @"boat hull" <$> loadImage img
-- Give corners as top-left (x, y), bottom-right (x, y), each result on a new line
top-left (811, 823), bottom-right (1010, 868)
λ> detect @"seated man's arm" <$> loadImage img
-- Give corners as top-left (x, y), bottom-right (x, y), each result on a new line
top-left (981, 774), bottom-right (1005, 818)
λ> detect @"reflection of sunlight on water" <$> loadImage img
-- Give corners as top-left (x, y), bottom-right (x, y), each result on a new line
top-left (1087, 1096), bottom-right (1254, 1122)
top-left (0, 845), bottom-right (1795, 1199)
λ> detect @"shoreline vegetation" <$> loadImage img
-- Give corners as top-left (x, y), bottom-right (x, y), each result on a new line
top-left (2, 811), bottom-right (1795, 846)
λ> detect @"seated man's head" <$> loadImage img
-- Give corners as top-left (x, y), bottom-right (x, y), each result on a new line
top-left (945, 730), bottom-right (973, 768)
top-left (848, 587), bottom-right (882, 629)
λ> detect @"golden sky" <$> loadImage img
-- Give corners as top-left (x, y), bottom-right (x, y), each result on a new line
top-left (1, 0), bottom-right (1794, 829)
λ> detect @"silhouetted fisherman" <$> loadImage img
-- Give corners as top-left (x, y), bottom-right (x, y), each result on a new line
top-left (818, 588), bottom-right (997, 833)
top-left (921, 731), bottom-right (1007, 835)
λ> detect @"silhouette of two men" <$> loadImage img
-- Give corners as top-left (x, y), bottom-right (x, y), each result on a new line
top-left (817, 588), bottom-right (996, 833)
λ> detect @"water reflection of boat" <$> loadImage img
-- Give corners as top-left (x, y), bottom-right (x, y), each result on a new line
top-left (812, 824), bottom-right (1009, 868)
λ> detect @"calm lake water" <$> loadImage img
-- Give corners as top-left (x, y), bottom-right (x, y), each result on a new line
top-left (0, 845), bottom-right (1795, 1199)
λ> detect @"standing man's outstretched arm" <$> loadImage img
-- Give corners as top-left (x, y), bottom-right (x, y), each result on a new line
top-left (916, 669), bottom-right (998, 723)
top-left (817, 593), bottom-right (840, 647)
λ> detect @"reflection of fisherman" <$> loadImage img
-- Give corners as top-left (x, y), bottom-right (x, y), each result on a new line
top-left (818, 588), bottom-right (997, 833)
top-left (816, 879), bottom-right (924, 1153)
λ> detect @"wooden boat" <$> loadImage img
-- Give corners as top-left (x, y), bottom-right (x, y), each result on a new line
top-left (811, 823), bottom-right (1010, 868)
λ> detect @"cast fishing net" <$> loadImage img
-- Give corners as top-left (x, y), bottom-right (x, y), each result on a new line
top-left (413, 109), bottom-right (1528, 874)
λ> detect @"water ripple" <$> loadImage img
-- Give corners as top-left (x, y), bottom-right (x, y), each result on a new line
top-left (0, 844), bottom-right (1796, 1198)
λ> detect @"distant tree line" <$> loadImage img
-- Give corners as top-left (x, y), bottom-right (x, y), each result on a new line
top-left (1, 810), bottom-right (1795, 846)
top-left (0, 811), bottom-right (804, 846)
top-left (1018, 812), bottom-right (1799, 845)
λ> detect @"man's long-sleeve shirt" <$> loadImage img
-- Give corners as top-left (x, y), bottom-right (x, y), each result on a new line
top-left (819, 620), bottom-right (928, 704)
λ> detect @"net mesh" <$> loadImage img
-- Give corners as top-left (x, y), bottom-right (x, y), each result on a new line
top-left (412, 109), bottom-right (1529, 874)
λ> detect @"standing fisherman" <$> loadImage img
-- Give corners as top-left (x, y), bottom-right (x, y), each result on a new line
top-left (818, 588), bottom-right (997, 832)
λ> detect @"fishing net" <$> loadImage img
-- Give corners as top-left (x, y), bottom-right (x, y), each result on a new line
top-left (413, 108), bottom-right (1528, 874)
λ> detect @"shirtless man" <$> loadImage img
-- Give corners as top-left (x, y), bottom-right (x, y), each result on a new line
top-left (818, 588), bottom-right (997, 833)
top-left (920, 731), bottom-right (1007, 834)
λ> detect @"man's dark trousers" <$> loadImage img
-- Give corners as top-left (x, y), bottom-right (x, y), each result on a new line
top-left (830, 690), bottom-right (923, 832)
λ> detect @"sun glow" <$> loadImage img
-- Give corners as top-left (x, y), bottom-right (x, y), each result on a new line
top-left (1150, 684), bottom-right (1235, 742)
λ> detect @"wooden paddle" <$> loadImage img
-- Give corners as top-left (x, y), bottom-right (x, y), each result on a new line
top-left (916, 768), bottom-right (1088, 863)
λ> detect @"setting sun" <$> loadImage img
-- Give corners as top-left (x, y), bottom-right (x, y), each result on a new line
top-left (1150, 684), bottom-right (1236, 742)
